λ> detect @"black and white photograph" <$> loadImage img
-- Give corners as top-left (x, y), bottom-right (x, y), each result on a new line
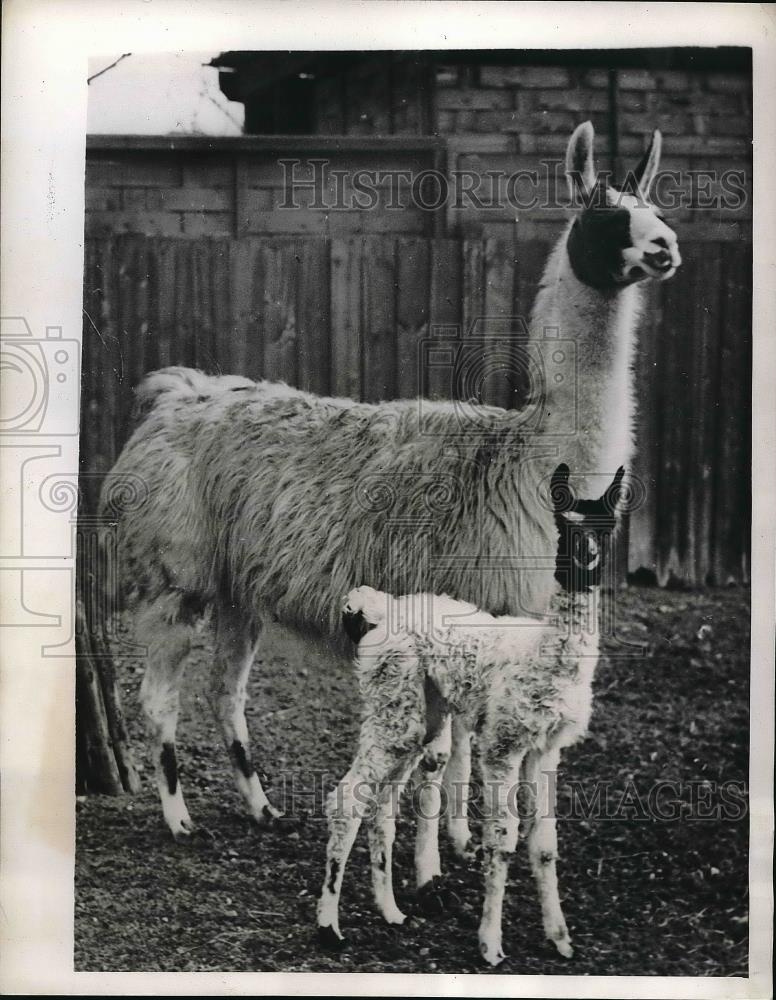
top-left (0, 3), bottom-right (773, 996)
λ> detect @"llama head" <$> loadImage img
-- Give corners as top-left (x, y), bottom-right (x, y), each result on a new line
top-left (342, 585), bottom-right (384, 642)
top-left (550, 464), bottom-right (625, 592)
top-left (565, 121), bottom-right (681, 289)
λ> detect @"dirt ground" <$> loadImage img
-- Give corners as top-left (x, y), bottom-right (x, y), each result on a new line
top-left (75, 585), bottom-right (750, 975)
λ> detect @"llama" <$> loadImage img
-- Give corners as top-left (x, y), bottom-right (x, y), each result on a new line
top-left (440, 119), bottom-right (681, 862)
top-left (100, 121), bottom-right (679, 843)
top-left (317, 464), bottom-right (624, 966)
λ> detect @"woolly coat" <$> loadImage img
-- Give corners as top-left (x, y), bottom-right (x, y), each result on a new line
top-left (346, 586), bottom-right (599, 759)
top-left (103, 371), bottom-right (561, 639)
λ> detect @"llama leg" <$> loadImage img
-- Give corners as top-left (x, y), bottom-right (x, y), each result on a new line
top-left (318, 737), bottom-right (422, 944)
top-left (136, 598), bottom-right (194, 840)
top-left (478, 748), bottom-right (525, 966)
top-left (369, 753), bottom-right (420, 925)
top-left (209, 600), bottom-right (279, 826)
top-left (317, 766), bottom-right (368, 946)
top-left (526, 742), bottom-right (573, 957)
top-left (443, 716), bottom-right (474, 857)
top-left (414, 713), bottom-right (452, 895)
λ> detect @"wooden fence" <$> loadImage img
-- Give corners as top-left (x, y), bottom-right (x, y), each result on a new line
top-left (81, 233), bottom-right (751, 587)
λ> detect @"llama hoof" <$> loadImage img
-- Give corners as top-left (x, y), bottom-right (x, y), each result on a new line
top-left (380, 905), bottom-right (407, 926)
top-left (479, 939), bottom-right (506, 967)
top-left (171, 819), bottom-right (194, 842)
top-left (251, 805), bottom-right (292, 831)
top-left (417, 876), bottom-right (461, 915)
top-left (553, 937), bottom-right (574, 959)
top-left (317, 924), bottom-right (346, 951)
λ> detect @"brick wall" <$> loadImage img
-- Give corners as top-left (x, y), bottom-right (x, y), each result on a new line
top-left (85, 138), bottom-right (440, 238)
top-left (86, 61), bottom-right (751, 244)
top-left (307, 58), bottom-right (752, 241)
top-left (434, 62), bottom-right (752, 240)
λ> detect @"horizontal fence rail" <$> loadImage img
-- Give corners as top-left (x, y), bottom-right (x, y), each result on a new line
top-left (81, 233), bottom-right (751, 588)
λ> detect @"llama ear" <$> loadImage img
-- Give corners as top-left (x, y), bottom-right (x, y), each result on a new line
top-left (566, 121), bottom-right (597, 202)
top-left (603, 466), bottom-right (626, 512)
top-left (633, 130), bottom-right (662, 199)
top-left (550, 463), bottom-right (575, 514)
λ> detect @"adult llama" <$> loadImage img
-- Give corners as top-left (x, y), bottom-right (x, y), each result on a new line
top-left (100, 122), bottom-right (680, 857)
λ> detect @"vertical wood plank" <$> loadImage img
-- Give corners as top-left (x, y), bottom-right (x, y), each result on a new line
top-left (462, 239), bottom-right (484, 339)
top-left (192, 239), bottom-right (214, 371)
top-left (297, 238), bottom-right (331, 394)
top-left (738, 247), bottom-right (753, 584)
top-left (80, 239), bottom-right (103, 509)
top-left (261, 239), bottom-right (298, 385)
top-left (155, 239), bottom-right (176, 371)
top-left (427, 238), bottom-right (462, 400)
top-left (362, 236), bottom-right (397, 402)
top-left (330, 238), bottom-right (362, 399)
top-left (211, 239), bottom-right (233, 373)
top-left (229, 238), bottom-right (263, 379)
top-left (655, 257), bottom-right (685, 585)
top-left (173, 240), bottom-right (195, 368)
top-left (132, 239), bottom-right (150, 390)
top-left (692, 249), bottom-right (722, 586)
top-left (628, 279), bottom-right (663, 578)
top-left (395, 237), bottom-right (430, 398)
top-left (100, 237), bottom-right (120, 476)
top-left (144, 239), bottom-right (161, 375)
top-left (482, 237), bottom-right (517, 409)
top-left (513, 239), bottom-right (547, 411)
top-left (713, 243), bottom-right (751, 585)
top-left (116, 235), bottom-right (140, 444)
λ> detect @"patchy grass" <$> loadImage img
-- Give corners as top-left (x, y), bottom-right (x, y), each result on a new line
top-left (75, 586), bottom-right (749, 975)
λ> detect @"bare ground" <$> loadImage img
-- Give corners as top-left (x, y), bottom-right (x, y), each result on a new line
top-left (75, 586), bottom-right (750, 975)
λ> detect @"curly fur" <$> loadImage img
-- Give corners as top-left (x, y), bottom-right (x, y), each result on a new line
top-left (319, 586), bottom-right (600, 965)
top-left (107, 375), bottom-right (560, 636)
top-left (318, 465), bottom-right (623, 965)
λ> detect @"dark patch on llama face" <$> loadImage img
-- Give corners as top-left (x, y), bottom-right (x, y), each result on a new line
top-left (550, 464), bottom-right (624, 593)
top-left (229, 739), bottom-right (255, 779)
top-left (567, 181), bottom-right (678, 289)
top-left (342, 607), bottom-right (376, 643)
top-left (567, 199), bottom-right (634, 290)
top-left (539, 850), bottom-right (555, 866)
top-left (160, 742), bottom-right (178, 795)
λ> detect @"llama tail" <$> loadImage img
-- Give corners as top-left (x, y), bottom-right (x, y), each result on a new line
top-left (131, 366), bottom-right (255, 423)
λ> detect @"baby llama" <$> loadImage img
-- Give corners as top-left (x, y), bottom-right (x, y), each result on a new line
top-left (318, 464), bottom-right (624, 966)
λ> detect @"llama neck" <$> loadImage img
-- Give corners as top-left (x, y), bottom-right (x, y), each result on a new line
top-left (552, 589), bottom-right (602, 668)
top-left (529, 225), bottom-right (642, 479)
